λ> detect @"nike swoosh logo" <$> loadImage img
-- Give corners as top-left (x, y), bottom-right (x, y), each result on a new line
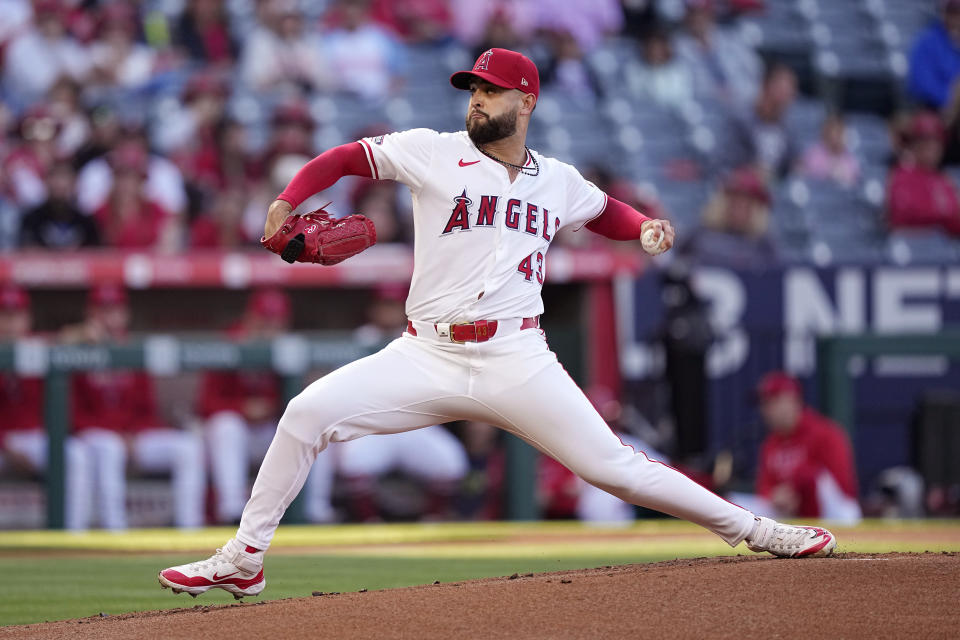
top-left (459, 159), bottom-right (481, 167)
top-left (212, 571), bottom-right (240, 581)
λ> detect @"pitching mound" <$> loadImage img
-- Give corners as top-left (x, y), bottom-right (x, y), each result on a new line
top-left (4, 552), bottom-right (957, 639)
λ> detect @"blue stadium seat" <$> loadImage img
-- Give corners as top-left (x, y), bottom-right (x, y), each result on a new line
top-left (886, 230), bottom-right (960, 265)
top-left (846, 113), bottom-right (893, 164)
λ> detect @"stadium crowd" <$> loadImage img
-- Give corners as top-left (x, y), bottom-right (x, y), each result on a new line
top-left (2, 0), bottom-right (959, 527)
top-left (2, 0), bottom-right (959, 257)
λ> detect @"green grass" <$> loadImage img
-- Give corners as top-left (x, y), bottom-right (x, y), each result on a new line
top-left (0, 519), bottom-right (957, 627)
top-left (0, 552), bottom-right (667, 627)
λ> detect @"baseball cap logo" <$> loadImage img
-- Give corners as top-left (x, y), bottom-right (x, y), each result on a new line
top-left (450, 48), bottom-right (540, 99)
top-left (474, 49), bottom-right (493, 72)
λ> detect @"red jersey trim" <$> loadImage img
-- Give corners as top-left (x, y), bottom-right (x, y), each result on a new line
top-left (359, 139), bottom-right (380, 180)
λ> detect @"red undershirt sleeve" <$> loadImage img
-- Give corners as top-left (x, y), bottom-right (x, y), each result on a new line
top-left (276, 142), bottom-right (374, 209)
top-left (584, 195), bottom-right (653, 240)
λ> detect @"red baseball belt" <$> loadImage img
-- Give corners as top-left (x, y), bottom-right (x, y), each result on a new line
top-left (406, 317), bottom-right (539, 343)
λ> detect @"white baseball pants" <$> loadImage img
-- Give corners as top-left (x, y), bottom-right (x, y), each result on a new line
top-left (206, 411), bottom-right (335, 523)
top-left (236, 326), bottom-right (756, 550)
top-left (1, 429), bottom-right (92, 530)
top-left (79, 427), bottom-right (206, 529)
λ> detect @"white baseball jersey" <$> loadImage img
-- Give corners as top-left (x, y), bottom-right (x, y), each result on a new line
top-left (358, 129), bottom-right (608, 322)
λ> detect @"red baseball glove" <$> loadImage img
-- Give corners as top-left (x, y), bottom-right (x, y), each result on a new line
top-left (261, 207), bottom-right (377, 265)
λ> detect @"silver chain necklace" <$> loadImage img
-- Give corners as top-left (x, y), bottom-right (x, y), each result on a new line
top-left (478, 145), bottom-right (540, 176)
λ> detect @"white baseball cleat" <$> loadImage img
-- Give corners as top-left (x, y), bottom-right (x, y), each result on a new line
top-left (745, 516), bottom-right (837, 558)
top-left (158, 538), bottom-right (265, 600)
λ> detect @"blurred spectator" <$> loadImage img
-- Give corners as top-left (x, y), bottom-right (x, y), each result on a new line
top-left (265, 100), bottom-right (316, 162)
top-left (681, 167), bottom-right (778, 268)
top-left (153, 73), bottom-right (228, 158)
top-left (798, 113), bottom-right (860, 188)
top-left (740, 371), bottom-right (861, 524)
top-left (65, 284), bottom-right (205, 529)
top-left (239, 0), bottom-right (329, 95)
top-left (171, 0), bottom-right (238, 65)
top-left (539, 28), bottom-right (603, 104)
top-left (660, 259), bottom-right (712, 459)
top-left (154, 77), bottom-right (252, 221)
top-left (197, 289), bottom-right (332, 523)
top-left (625, 27), bottom-right (695, 110)
top-left (907, 0), bottom-right (960, 111)
top-left (717, 62), bottom-right (798, 179)
top-left (87, 3), bottom-right (156, 93)
top-left (369, 0), bottom-right (453, 45)
top-left (2, 0), bottom-right (92, 108)
top-left (0, 0), bottom-right (31, 52)
top-left (535, 0), bottom-right (623, 54)
top-left (238, 100), bottom-right (324, 237)
top-left (171, 115), bottom-right (261, 219)
top-left (2, 106), bottom-right (61, 209)
top-left (210, 118), bottom-right (263, 189)
top-left (449, 0), bottom-right (538, 50)
top-left (19, 160), bottom-right (101, 249)
top-left (930, 1), bottom-right (960, 167)
top-left (322, 0), bottom-right (405, 102)
top-left (72, 104), bottom-right (124, 169)
top-left (886, 111), bottom-right (960, 236)
top-left (0, 284), bottom-right (92, 530)
top-left (92, 149), bottom-right (172, 249)
top-left (76, 128), bottom-right (187, 218)
top-left (620, 0), bottom-right (659, 40)
top-left (189, 186), bottom-right (254, 249)
top-left (673, 0), bottom-right (761, 108)
top-left (46, 77), bottom-right (92, 157)
top-left (471, 7), bottom-right (530, 59)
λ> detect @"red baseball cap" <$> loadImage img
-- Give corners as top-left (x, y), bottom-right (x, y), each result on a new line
top-left (756, 371), bottom-right (801, 400)
top-left (450, 48), bottom-right (540, 99)
top-left (247, 289), bottom-right (292, 319)
top-left (724, 167), bottom-right (771, 205)
top-left (0, 284), bottom-right (29, 311)
top-left (908, 111), bottom-right (946, 142)
top-left (89, 283), bottom-right (128, 307)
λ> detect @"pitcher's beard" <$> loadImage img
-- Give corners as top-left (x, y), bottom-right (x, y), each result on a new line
top-left (466, 107), bottom-right (518, 145)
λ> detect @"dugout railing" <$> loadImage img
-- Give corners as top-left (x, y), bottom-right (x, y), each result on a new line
top-left (0, 336), bottom-right (542, 529)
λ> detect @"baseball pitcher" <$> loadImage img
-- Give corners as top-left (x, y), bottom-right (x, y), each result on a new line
top-left (160, 48), bottom-right (836, 599)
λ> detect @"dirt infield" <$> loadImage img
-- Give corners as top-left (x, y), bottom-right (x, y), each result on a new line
top-left (3, 552), bottom-right (957, 639)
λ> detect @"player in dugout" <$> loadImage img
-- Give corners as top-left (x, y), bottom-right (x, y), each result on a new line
top-left (65, 284), bottom-right (205, 530)
top-left (198, 288), bottom-right (335, 525)
top-left (730, 371), bottom-right (862, 525)
top-left (0, 284), bottom-right (93, 530)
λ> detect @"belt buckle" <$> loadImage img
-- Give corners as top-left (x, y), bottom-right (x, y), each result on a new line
top-left (449, 322), bottom-right (468, 344)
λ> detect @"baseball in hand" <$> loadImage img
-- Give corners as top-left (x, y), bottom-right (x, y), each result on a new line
top-left (641, 223), bottom-right (664, 255)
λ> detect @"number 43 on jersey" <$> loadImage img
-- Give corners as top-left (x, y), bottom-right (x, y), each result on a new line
top-left (517, 251), bottom-right (544, 284)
